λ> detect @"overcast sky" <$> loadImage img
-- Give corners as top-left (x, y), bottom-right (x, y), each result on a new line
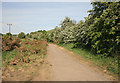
top-left (2, 2), bottom-right (92, 34)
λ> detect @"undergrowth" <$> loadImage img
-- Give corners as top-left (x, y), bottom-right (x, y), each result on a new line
top-left (2, 38), bottom-right (47, 68)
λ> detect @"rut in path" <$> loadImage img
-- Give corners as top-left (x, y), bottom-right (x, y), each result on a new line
top-left (32, 44), bottom-right (110, 81)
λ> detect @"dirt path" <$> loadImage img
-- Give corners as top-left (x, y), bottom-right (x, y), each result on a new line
top-left (32, 44), bottom-right (112, 81)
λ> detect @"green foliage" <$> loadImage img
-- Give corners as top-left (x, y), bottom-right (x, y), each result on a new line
top-left (47, 17), bottom-right (76, 43)
top-left (3, 33), bottom-right (12, 39)
top-left (47, 2), bottom-right (120, 57)
top-left (18, 32), bottom-right (26, 39)
top-left (86, 2), bottom-right (120, 56)
top-left (2, 49), bottom-right (18, 62)
top-left (0, 33), bottom-right (3, 36)
top-left (29, 30), bottom-right (47, 40)
top-left (6, 33), bottom-right (12, 36)
top-left (26, 33), bottom-right (29, 36)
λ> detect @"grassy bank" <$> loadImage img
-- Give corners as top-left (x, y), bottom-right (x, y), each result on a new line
top-left (58, 43), bottom-right (118, 77)
top-left (2, 39), bottom-right (47, 67)
top-left (2, 38), bottom-right (47, 80)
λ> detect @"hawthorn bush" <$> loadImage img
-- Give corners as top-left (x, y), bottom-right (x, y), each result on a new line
top-left (47, 2), bottom-right (120, 57)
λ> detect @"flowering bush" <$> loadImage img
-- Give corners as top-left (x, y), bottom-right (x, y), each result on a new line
top-left (47, 2), bottom-right (120, 57)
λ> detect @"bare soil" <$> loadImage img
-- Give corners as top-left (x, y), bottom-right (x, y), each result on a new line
top-left (3, 44), bottom-right (117, 81)
top-left (32, 44), bottom-right (115, 81)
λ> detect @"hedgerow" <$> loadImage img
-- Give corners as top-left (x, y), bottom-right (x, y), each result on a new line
top-left (47, 2), bottom-right (120, 57)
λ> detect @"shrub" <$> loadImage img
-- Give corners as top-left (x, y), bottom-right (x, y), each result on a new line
top-left (2, 37), bottom-right (21, 51)
top-left (47, 2), bottom-right (120, 57)
top-left (3, 33), bottom-right (12, 39)
top-left (18, 32), bottom-right (26, 39)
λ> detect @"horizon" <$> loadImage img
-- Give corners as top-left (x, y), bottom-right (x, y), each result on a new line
top-left (2, 2), bottom-right (92, 34)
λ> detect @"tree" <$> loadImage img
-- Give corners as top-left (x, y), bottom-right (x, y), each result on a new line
top-left (18, 32), bottom-right (26, 39)
top-left (26, 33), bottom-right (29, 36)
top-left (6, 33), bottom-right (12, 36)
top-left (3, 33), bottom-right (12, 39)
top-left (47, 2), bottom-right (120, 56)
top-left (86, 2), bottom-right (120, 56)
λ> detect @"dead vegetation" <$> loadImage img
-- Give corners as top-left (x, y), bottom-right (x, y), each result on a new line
top-left (2, 37), bottom-right (47, 80)
top-left (2, 37), bottom-right (21, 51)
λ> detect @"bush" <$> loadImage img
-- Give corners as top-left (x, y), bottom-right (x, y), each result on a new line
top-left (2, 33), bottom-right (21, 51)
top-left (18, 32), bottom-right (26, 39)
top-left (2, 37), bottom-right (21, 51)
top-left (47, 2), bottom-right (120, 57)
top-left (3, 33), bottom-right (12, 39)
top-left (6, 33), bottom-right (12, 36)
top-left (26, 33), bottom-right (29, 36)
